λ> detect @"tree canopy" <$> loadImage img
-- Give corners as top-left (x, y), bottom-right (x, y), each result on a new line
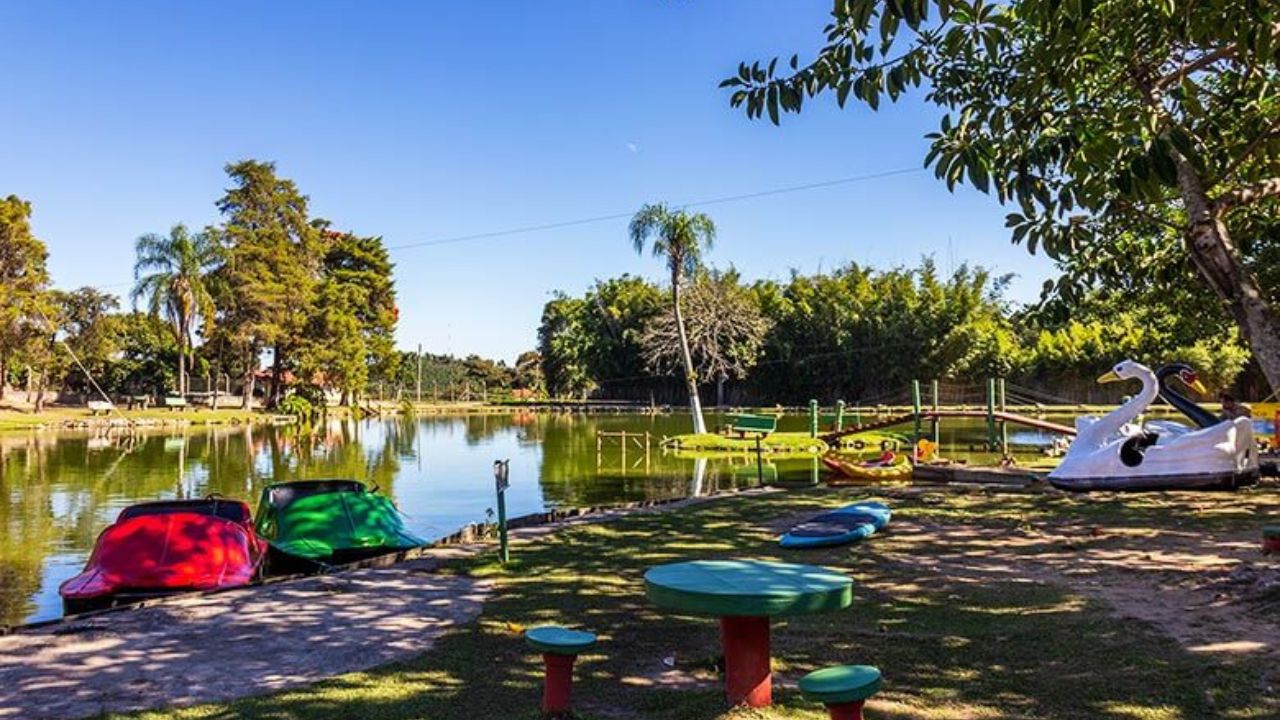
top-left (722, 0), bottom-right (1280, 390)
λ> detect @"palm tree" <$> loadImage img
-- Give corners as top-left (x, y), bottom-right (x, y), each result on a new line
top-left (629, 203), bottom-right (715, 434)
top-left (131, 224), bottom-right (221, 397)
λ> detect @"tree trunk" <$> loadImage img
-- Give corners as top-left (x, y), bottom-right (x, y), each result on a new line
top-left (241, 345), bottom-right (256, 410)
top-left (178, 338), bottom-right (187, 397)
top-left (672, 276), bottom-right (707, 434)
top-left (269, 344), bottom-right (284, 408)
top-left (0, 351), bottom-right (7, 401)
top-left (1173, 153), bottom-right (1280, 391)
top-left (716, 374), bottom-right (727, 408)
top-left (34, 369), bottom-right (46, 413)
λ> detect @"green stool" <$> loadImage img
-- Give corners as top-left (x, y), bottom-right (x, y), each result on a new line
top-left (526, 626), bottom-right (597, 717)
top-left (799, 665), bottom-right (882, 720)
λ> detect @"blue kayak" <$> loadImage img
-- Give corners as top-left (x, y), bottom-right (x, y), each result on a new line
top-left (779, 501), bottom-right (891, 549)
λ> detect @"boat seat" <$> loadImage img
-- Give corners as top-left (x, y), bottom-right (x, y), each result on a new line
top-left (525, 626), bottom-right (597, 656)
top-left (118, 499), bottom-right (250, 524)
top-left (267, 480), bottom-right (366, 509)
top-left (799, 664), bottom-right (882, 705)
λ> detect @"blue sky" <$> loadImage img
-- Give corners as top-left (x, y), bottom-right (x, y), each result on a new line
top-left (0, 1), bottom-right (1056, 362)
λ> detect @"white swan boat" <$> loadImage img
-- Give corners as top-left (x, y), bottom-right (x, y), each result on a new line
top-left (1049, 360), bottom-right (1258, 491)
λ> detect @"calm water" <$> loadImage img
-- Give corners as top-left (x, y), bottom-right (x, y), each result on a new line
top-left (0, 410), bottom-right (1055, 626)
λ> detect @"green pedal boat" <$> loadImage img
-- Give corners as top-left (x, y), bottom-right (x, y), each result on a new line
top-left (255, 480), bottom-right (426, 569)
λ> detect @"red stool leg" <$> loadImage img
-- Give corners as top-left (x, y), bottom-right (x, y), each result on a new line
top-left (826, 700), bottom-right (866, 720)
top-left (720, 615), bottom-right (771, 707)
top-left (542, 653), bottom-right (578, 715)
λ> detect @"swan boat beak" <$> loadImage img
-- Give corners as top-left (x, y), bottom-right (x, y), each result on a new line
top-left (1097, 370), bottom-right (1122, 384)
top-left (1187, 378), bottom-right (1209, 396)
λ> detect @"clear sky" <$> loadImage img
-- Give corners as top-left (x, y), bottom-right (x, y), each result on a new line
top-left (0, 0), bottom-right (1056, 363)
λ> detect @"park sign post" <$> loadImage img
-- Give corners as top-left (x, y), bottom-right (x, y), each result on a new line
top-left (493, 459), bottom-right (510, 563)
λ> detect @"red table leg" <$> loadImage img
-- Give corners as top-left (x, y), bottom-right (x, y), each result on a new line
top-left (720, 615), bottom-right (771, 707)
top-left (541, 653), bottom-right (578, 715)
top-left (825, 700), bottom-right (867, 720)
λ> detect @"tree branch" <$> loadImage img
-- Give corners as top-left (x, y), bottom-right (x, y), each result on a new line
top-left (1215, 177), bottom-right (1280, 214)
top-left (1155, 44), bottom-right (1238, 90)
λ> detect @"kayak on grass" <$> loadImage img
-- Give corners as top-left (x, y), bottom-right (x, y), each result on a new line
top-left (779, 501), bottom-right (892, 549)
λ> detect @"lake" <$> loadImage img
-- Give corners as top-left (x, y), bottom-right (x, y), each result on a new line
top-left (0, 410), bottom-right (1047, 626)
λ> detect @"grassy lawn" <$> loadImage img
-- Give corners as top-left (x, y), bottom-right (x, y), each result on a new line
top-left (111, 486), bottom-right (1277, 720)
top-left (0, 406), bottom-right (286, 430)
top-left (664, 431), bottom-right (830, 454)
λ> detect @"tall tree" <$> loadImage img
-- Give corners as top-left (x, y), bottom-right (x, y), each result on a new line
top-left (629, 203), bottom-right (717, 433)
top-left (641, 269), bottom-right (770, 407)
top-left (56, 287), bottom-right (121, 395)
top-left (300, 230), bottom-right (399, 405)
top-left (0, 196), bottom-right (49, 401)
top-left (722, 0), bottom-right (1280, 391)
top-left (215, 160), bottom-right (322, 408)
top-left (131, 224), bottom-right (220, 396)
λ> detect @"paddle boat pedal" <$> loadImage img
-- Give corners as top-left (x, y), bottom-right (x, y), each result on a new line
top-left (799, 664), bottom-right (882, 720)
top-left (525, 625), bottom-right (597, 717)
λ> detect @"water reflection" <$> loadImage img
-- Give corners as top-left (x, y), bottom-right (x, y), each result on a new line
top-left (0, 412), bottom-right (784, 625)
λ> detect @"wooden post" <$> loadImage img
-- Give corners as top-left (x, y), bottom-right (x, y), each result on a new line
top-left (911, 380), bottom-right (922, 447)
top-left (835, 400), bottom-right (845, 432)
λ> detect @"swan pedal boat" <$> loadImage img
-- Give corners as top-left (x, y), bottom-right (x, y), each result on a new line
top-left (59, 497), bottom-right (266, 614)
top-left (254, 479), bottom-right (426, 570)
top-left (1049, 360), bottom-right (1259, 492)
top-left (822, 453), bottom-right (913, 483)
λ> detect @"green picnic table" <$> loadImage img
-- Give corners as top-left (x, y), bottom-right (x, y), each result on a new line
top-left (644, 559), bottom-right (853, 708)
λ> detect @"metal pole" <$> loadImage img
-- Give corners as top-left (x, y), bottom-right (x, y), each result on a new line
top-left (987, 378), bottom-right (998, 450)
top-left (911, 380), bottom-right (922, 447)
top-left (931, 378), bottom-right (941, 445)
top-left (416, 343), bottom-right (423, 403)
top-left (999, 378), bottom-right (1009, 457)
top-left (493, 460), bottom-right (510, 564)
top-left (808, 399), bottom-right (818, 439)
top-left (835, 400), bottom-right (845, 432)
top-left (755, 435), bottom-right (765, 486)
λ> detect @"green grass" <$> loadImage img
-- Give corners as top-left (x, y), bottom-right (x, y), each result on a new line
top-left (109, 486), bottom-right (1278, 720)
top-left (664, 432), bottom-right (829, 454)
top-left (0, 406), bottom-right (287, 431)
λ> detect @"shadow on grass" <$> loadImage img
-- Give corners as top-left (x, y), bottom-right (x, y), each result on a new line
top-left (116, 487), bottom-right (1276, 720)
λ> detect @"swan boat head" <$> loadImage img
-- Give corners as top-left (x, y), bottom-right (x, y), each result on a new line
top-left (1051, 359), bottom-right (1258, 491)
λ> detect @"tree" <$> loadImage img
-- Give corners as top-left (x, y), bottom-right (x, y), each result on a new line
top-left (215, 160), bottom-right (322, 408)
top-left (722, 0), bottom-right (1280, 390)
top-left (640, 269), bottom-right (770, 407)
top-left (0, 196), bottom-right (49, 401)
top-left (537, 293), bottom-right (595, 398)
top-left (131, 224), bottom-right (220, 396)
top-left (299, 230), bottom-right (399, 405)
top-left (629, 203), bottom-right (717, 434)
top-left (55, 287), bottom-right (121, 395)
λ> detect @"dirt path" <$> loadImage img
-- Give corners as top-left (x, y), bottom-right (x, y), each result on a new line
top-left (0, 558), bottom-right (491, 720)
top-left (877, 515), bottom-right (1280, 666)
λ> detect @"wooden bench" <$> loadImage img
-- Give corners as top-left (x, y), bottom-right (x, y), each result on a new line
top-left (799, 664), bottom-right (882, 720)
top-left (729, 413), bottom-right (778, 437)
top-left (86, 400), bottom-right (114, 416)
top-left (163, 396), bottom-right (188, 411)
top-left (126, 395), bottom-right (151, 410)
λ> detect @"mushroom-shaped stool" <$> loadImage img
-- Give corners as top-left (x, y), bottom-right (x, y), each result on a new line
top-left (525, 625), bottom-right (597, 717)
top-left (798, 665), bottom-right (882, 720)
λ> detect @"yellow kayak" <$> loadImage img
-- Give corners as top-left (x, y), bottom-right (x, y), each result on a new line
top-left (822, 453), bottom-right (913, 483)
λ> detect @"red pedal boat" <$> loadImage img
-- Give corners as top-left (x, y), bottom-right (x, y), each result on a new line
top-left (60, 497), bottom-right (266, 614)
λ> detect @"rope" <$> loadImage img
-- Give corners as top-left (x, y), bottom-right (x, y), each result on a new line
top-left (32, 305), bottom-right (125, 420)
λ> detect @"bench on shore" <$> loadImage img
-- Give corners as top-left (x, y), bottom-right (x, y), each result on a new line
top-left (126, 395), bottom-right (151, 410)
top-left (728, 413), bottom-right (778, 438)
top-left (163, 397), bottom-right (188, 411)
top-left (86, 400), bottom-right (114, 416)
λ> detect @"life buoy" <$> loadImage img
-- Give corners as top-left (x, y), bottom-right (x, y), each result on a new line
top-left (852, 439), bottom-right (866, 450)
